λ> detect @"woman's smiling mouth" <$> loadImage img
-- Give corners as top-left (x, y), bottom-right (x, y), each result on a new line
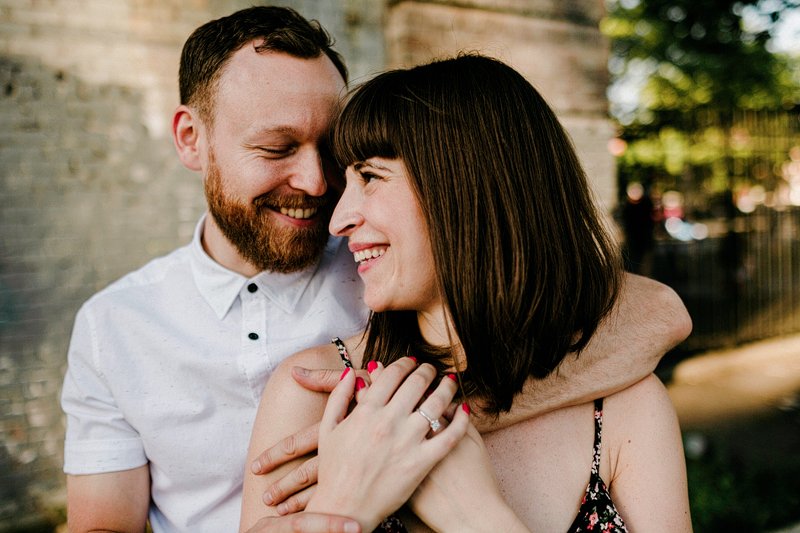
top-left (353, 246), bottom-right (386, 264)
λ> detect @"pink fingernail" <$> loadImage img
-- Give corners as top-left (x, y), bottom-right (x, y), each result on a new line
top-left (355, 377), bottom-right (366, 391)
top-left (408, 356), bottom-right (417, 363)
top-left (367, 360), bottom-right (378, 373)
top-left (447, 373), bottom-right (456, 381)
top-left (339, 367), bottom-right (350, 381)
top-left (462, 403), bottom-right (470, 414)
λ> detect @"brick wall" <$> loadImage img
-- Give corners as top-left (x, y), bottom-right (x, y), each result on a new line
top-left (0, 1), bottom-right (383, 527)
top-left (0, 0), bottom-right (612, 528)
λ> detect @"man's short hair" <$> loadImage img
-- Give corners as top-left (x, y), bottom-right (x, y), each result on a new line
top-left (179, 6), bottom-right (348, 125)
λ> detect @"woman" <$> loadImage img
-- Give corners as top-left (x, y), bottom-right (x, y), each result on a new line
top-left (240, 54), bottom-right (691, 532)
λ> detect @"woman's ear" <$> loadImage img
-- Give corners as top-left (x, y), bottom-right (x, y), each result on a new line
top-left (172, 104), bottom-right (204, 172)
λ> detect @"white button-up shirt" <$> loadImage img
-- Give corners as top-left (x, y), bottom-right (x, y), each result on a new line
top-left (61, 216), bottom-right (367, 532)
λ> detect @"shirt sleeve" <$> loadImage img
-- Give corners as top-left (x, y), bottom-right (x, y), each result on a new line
top-left (61, 303), bottom-right (147, 474)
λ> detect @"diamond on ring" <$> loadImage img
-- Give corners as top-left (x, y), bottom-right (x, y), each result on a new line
top-left (417, 408), bottom-right (442, 432)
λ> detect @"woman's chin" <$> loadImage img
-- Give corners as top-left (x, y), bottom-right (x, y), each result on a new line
top-left (364, 295), bottom-right (404, 314)
top-left (365, 300), bottom-right (389, 313)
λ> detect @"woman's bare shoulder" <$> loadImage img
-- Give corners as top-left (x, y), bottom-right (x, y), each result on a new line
top-left (271, 333), bottom-right (368, 381)
top-left (601, 373), bottom-right (681, 470)
top-left (604, 373), bottom-right (673, 415)
top-left (251, 337), bottom-right (367, 452)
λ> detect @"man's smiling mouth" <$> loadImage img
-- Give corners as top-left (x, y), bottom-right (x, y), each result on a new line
top-left (279, 206), bottom-right (318, 220)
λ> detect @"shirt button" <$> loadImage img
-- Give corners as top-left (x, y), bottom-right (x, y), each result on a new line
top-left (248, 332), bottom-right (259, 340)
top-left (247, 283), bottom-right (258, 293)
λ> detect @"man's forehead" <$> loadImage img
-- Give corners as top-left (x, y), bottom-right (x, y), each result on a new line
top-left (223, 45), bottom-right (345, 90)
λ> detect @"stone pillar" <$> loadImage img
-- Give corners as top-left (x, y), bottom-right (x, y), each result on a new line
top-left (384, 0), bottom-right (617, 209)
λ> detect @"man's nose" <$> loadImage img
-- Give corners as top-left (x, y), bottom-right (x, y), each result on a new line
top-left (288, 148), bottom-right (327, 197)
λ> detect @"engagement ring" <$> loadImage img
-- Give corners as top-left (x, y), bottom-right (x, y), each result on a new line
top-left (417, 408), bottom-right (442, 432)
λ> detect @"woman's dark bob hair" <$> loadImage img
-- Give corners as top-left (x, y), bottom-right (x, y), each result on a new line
top-left (331, 54), bottom-right (622, 414)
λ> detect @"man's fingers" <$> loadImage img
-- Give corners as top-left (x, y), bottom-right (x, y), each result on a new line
top-left (276, 485), bottom-right (316, 515)
top-left (264, 456), bottom-right (319, 507)
top-left (251, 422), bottom-right (320, 475)
top-left (292, 366), bottom-right (342, 392)
top-left (245, 512), bottom-right (361, 533)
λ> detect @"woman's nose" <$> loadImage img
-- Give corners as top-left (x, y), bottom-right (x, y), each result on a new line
top-left (329, 172), bottom-right (364, 236)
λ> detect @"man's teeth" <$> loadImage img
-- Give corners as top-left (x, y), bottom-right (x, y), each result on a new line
top-left (279, 207), bottom-right (318, 219)
top-left (353, 247), bottom-right (386, 263)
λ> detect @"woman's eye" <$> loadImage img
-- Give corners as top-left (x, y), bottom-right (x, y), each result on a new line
top-left (361, 172), bottom-right (381, 183)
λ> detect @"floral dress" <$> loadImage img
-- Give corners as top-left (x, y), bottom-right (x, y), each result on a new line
top-left (567, 398), bottom-right (628, 532)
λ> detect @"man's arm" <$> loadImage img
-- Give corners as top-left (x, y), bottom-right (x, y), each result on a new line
top-left (251, 275), bottom-right (691, 508)
top-left (67, 467), bottom-right (150, 533)
top-left (474, 273), bottom-right (691, 432)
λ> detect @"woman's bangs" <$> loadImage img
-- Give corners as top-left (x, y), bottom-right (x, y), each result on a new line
top-left (331, 79), bottom-right (402, 168)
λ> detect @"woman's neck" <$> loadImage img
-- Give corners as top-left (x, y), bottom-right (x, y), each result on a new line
top-left (417, 307), bottom-right (465, 372)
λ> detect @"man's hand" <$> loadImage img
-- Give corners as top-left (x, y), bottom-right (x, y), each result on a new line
top-left (251, 366), bottom-right (337, 478)
top-left (250, 420), bottom-right (321, 476)
top-left (250, 366), bottom-right (345, 511)
top-left (243, 512), bottom-right (360, 533)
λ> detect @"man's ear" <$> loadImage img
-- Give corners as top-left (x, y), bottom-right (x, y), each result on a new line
top-left (172, 104), bottom-right (204, 172)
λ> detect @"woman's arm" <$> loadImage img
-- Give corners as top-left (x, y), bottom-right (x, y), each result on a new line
top-left (474, 274), bottom-right (692, 432)
top-left (240, 348), bottom-right (336, 532)
top-left (407, 423), bottom-right (530, 533)
top-left (605, 374), bottom-right (693, 531)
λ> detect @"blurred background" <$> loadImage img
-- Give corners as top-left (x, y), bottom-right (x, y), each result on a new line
top-left (0, 0), bottom-right (798, 531)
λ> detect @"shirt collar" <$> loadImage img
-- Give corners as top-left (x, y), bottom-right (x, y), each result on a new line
top-left (189, 214), bottom-right (328, 319)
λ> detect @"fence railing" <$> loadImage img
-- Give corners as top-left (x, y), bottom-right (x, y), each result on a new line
top-left (618, 107), bottom-right (800, 356)
top-left (650, 206), bottom-right (800, 353)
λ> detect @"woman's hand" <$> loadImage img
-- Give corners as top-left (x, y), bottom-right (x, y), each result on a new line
top-left (408, 420), bottom-right (530, 533)
top-left (305, 357), bottom-right (469, 532)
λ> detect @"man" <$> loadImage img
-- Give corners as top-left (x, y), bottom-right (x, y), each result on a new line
top-left (61, 6), bottom-right (690, 533)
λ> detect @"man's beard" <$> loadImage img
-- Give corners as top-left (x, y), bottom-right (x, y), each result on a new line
top-left (204, 154), bottom-right (333, 274)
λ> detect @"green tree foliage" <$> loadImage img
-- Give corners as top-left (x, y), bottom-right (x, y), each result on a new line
top-left (603, 0), bottom-right (800, 202)
top-left (604, 0), bottom-right (799, 125)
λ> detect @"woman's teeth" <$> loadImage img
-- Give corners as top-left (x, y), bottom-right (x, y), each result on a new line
top-left (353, 247), bottom-right (386, 263)
top-left (280, 207), bottom-right (318, 219)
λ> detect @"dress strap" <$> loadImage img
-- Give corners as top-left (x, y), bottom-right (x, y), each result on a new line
top-left (331, 337), bottom-right (353, 368)
top-left (592, 398), bottom-right (604, 471)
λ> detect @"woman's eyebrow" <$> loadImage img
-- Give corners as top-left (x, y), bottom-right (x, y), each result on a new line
top-left (355, 159), bottom-right (391, 171)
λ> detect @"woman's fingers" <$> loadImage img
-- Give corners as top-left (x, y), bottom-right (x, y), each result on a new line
top-left (353, 373), bottom-right (370, 403)
top-left (361, 356), bottom-right (420, 405)
top-left (418, 401), bottom-right (471, 465)
top-left (365, 360), bottom-right (383, 383)
top-left (413, 373), bottom-right (458, 436)
top-left (308, 361), bottom-right (470, 531)
top-left (318, 367), bottom-right (357, 435)
top-left (440, 401), bottom-right (459, 422)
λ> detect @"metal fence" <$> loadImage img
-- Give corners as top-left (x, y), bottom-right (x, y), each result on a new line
top-left (650, 206), bottom-right (800, 353)
top-left (618, 108), bottom-right (800, 355)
